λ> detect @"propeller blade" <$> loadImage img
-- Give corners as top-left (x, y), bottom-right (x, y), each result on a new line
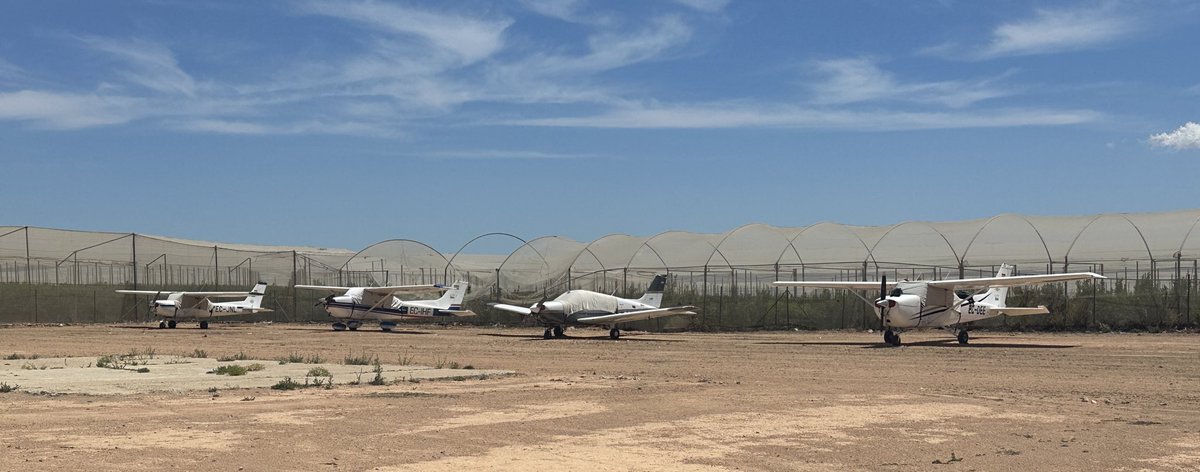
top-left (879, 274), bottom-right (886, 303)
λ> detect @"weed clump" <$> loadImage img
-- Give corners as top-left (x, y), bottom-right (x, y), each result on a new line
top-left (271, 377), bottom-right (301, 390)
top-left (0, 382), bottom-right (19, 393)
top-left (214, 364), bottom-right (249, 376)
top-left (343, 350), bottom-right (376, 366)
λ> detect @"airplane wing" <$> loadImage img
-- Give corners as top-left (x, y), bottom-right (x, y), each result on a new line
top-left (438, 309), bottom-right (477, 317)
top-left (576, 306), bottom-right (697, 325)
top-left (115, 290), bottom-right (248, 297)
top-left (928, 272), bottom-right (1104, 290)
top-left (295, 284), bottom-right (448, 295)
top-left (488, 303), bottom-right (532, 316)
top-left (987, 306), bottom-right (1050, 317)
top-left (771, 281), bottom-right (894, 290)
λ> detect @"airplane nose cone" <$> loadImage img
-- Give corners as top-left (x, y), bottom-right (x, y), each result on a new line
top-left (875, 299), bottom-right (896, 309)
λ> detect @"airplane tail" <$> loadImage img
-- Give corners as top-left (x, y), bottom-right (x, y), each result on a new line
top-left (636, 275), bottom-right (668, 308)
top-left (433, 281), bottom-right (469, 309)
top-left (244, 282), bottom-right (268, 308)
top-left (989, 264), bottom-right (1013, 308)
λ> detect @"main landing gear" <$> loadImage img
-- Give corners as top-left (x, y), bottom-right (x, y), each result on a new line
top-left (609, 328), bottom-right (620, 340)
top-left (332, 321), bottom-right (363, 331)
top-left (543, 326), bottom-right (565, 339)
top-left (883, 329), bottom-right (901, 346)
top-left (158, 320), bottom-right (178, 329)
top-left (956, 329), bottom-right (970, 345)
top-left (199, 321), bottom-right (209, 330)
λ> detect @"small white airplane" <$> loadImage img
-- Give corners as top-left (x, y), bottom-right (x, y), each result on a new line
top-left (772, 264), bottom-right (1104, 346)
top-left (116, 282), bottom-right (271, 329)
top-left (489, 274), bottom-right (697, 339)
top-left (296, 280), bottom-right (475, 331)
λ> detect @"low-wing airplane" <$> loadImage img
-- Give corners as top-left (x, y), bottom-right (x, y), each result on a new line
top-left (296, 280), bottom-right (474, 331)
top-left (772, 264), bottom-right (1104, 346)
top-left (489, 274), bottom-right (697, 339)
top-left (116, 282), bottom-right (271, 329)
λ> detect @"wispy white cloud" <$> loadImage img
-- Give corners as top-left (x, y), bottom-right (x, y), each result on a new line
top-left (412, 149), bottom-right (601, 160)
top-left (296, 0), bottom-right (512, 65)
top-left (808, 58), bottom-right (1011, 108)
top-left (978, 5), bottom-right (1139, 58)
top-left (923, 4), bottom-right (1141, 60)
top-left (506, 102), bottom-right (1102, 131)
top-left (0, 90), bottom-right (148, 129)
top-left (173, 118), bottom-right (400, 137)
top-left (668, 0), bottom-right (729, 13)
top-left (77, 36), bottom-right (198, 96)
top-left (1149, 122), bottom-right (1200, 150)
top-left (520, 0), bottom-right (588, 22)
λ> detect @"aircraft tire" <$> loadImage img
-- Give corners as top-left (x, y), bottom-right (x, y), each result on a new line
top-left (892, 333), bottom-right (902, 346)
top-left (609, 328), bottom-right (620, 340)
top-left (957, 330), bottom-right (969, 345)
top-left (543, 328), bottom-right (553, 339)
top-left (552, 326), bottom-right (564, 338)
top-left (333, 323), bottom-right (347, 331)
top-left (168, 320), bottom-right (177, 329)
top-left (158, 321), bottom-right (166, 329)
top-left (883, 330), bottom-right (894, 345)
top-left (200, 321), bottom-right (209, 330)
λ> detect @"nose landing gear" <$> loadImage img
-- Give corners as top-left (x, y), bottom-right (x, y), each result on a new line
top-left (956, 329), bottom-right (969, 344)
top-left (883, 329), bottom-right (901, 346)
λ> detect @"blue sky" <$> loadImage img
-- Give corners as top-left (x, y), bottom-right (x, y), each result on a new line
top-left (2, 0), bottom-right (1199, 253)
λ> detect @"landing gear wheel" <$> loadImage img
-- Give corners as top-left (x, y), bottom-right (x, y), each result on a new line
top-left (543, 328), bottom-right (553, 339)
top-left (883, 329), bottom-right (901, 346)
top-left (332, 322), bottom-right (347, 331)
top-left (347, 320), bottom-right (361, 331)
top-left (167, 320), bottom-right (177, 329)
top-left (609, 328), bottom-right (620, 340)
top-left (957, 329), bottom-right (969, 345)
top-left (158, 321), bottom-right (166, 329)
top-left (552, 326), bottom-right (565, 338)
top-left (200, 321), bottom-right (209, 330)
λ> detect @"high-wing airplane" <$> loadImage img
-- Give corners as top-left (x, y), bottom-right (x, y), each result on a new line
top-left (772, 264), bottom-right (1104, 346)
top-left (296, 280), bottom-right (474, 331)
top-left (489, 274), bottom-right (697, 339)
top-left (116, 282), bottom-right (271, 329)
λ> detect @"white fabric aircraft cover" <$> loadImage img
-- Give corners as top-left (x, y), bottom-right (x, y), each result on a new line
top-left (554, 290), bottom-right (619, 313)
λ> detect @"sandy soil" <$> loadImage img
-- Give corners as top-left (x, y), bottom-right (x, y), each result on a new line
top-left (0, 323), bottom-right (1197, 471)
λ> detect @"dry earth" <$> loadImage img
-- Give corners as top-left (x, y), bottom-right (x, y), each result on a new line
top-left (0, 323), bottom-right (1198, 471)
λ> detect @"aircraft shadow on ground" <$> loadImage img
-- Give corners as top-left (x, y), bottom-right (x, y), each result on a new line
top-left (757, 337), bottom-right (1077, 349)
top-left (279, 326), bottom-right (435, 335)
top-left (476, 333), bottom-right (686, 343)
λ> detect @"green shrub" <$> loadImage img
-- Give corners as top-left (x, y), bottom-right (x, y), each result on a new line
top-left (271, 377), bottom-right (301, 390)
top-left (214, 364), bottom-right (249, 376)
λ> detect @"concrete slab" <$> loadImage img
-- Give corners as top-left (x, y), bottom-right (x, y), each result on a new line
top-left (0, 356), bottom-right (512, 395)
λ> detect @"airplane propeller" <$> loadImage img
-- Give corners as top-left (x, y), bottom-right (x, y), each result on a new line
top-left (315, 294), bottom-right (334, 307)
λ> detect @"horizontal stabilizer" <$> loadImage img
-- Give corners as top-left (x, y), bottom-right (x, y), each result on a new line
top-left (987, 306), bottom-right (1050, 317)
top-left (488, 303), bottom-right (532, 316)
top-left (576, 306), bottom-right (697, 325)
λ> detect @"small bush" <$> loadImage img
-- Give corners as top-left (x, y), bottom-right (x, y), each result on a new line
top-left (343, 350), bottom-right (376, 366)
top-left (20, 362), bottom-right (45, 370)
top-left (305, 354), bottom-right (324, 364)
top-left (5, 353), bottom-right (35, 360)
top-left (245, 363), bottom-right (265, 372)
top-left (447, 361), bottom-right (460, 369)
top-left (397, 350), bottom-right (414, 366)
top-left (279, 352), bottom-right (305, 364)
top-left (0, 382), bottom-right (19, 393)
top-left (217, 351), bottom-right (250, 362)
top-left (214, 364), bottom-right (249, 376)
top-left (188, 349), bottom-right (208, 358)
top-left (306, 367), bottom-right (331, 377)
top-left (95, 354), bottom-right (123, 369)
top-left (136, 367), bottom-right (150, 373)
top-left (368, 360), bottom-right (386, 386)
top-left (271, 377), bottom-right (301, 390)
top-left (207, 386), bottom-right (219, 393)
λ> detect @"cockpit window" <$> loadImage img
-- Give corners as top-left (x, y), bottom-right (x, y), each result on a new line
top-left (889, 287), bottom-right (903, 297)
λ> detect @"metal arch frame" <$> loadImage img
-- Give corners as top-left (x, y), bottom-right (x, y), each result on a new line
top-left (620, 230), bottom-right (682, 271)
top-left (1064, 214), bottom-right (1154, 265)
top-left (496, 235), bottom-right (561, 289)
top-left (563, 233), bottom-right (641, 284)
top-left (960, 213), bottom-right (1053, 267)
top-left (1174, 212), bottom-right (1200, 257)
top-left (706, 223), bottom-right (803, 269)
top-left (445, 232), bottom-right (530, 282)
top-left (869, 221), bottom-right (961, 268)
top-left (784, 222), bottom-right (874, 268)
top-left (339, 239), bottom-right (451, 281)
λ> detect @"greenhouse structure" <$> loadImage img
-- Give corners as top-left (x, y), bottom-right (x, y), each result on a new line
top-left (3, 208), bottom-right (1199, 330)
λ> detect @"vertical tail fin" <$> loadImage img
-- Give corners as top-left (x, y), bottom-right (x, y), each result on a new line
top-left (433, 281), bottom-right (469, 309)
top-left (989, 264), bottom-right (1013, 307)
top-left (245, 282), bottom-right (268, 308)
top-left (636, 275), bottom-right (668, 308)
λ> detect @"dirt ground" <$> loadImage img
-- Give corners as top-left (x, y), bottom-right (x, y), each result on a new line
top-left (0, 323), bottom-right (1197, 471)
